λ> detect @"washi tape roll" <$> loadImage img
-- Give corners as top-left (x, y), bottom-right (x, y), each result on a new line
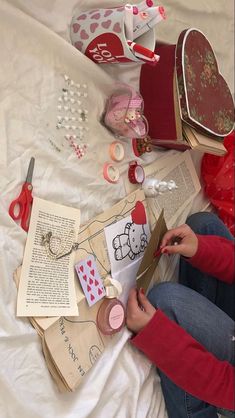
top-left (103, 162), bottom-right (120, 184)
top-left (128, 161), bottom-right (145, 184)
top-left (109, 141), bottom-right (125, 162)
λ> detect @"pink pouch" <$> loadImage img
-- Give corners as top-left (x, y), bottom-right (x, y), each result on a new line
top-left (104, 85), bottom-right (148, 138)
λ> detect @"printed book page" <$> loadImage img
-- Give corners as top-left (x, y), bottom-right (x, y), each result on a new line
top-left (144, 150), bottom-right (201, 228)
top-left (125, 150), bottom-right (201, 228)
top-left (43, 190), bottom-right (148, 390)
top-left (17, 197), bottom-right (80, 317)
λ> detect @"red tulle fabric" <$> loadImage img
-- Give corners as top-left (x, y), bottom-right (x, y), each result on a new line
top-left (201, 132), bottom-right (235, 236)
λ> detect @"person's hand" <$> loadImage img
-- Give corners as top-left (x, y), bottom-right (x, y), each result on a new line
top-left (126, 288), bottom-right (156, 334)
top-left (160, 224), bottom-right (198, 258)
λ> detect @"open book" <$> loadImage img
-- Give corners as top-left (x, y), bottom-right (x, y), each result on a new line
top-left (15, 190), bottom-right (159, 391)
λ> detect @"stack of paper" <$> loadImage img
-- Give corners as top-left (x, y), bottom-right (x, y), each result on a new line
top-left (15, 191), bottom-right (152, 391)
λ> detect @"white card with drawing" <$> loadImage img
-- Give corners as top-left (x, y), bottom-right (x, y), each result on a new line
top-left (104, 201), bottom-right (150, 275)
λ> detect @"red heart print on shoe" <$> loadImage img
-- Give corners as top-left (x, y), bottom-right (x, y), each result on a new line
top-left (80, 29), bottom-right (89, 40)
top-left (91, 12), bottom-right (100, 19)
top-left (101, 20), bottom-right (112, 29)
top-left (73, 23), bottom-right (80, 33)
top-left (90, 23), bottom-right (99, 33)
top-left (104, 10), bottom-right (113, 17)
top-left (86, 33), bottom-right (132, 64)
top-left (77, 13), bottom-right (87, 21)
top-left (113, 22), bottom-right (121, 33)
top-left (74, 41), bottom-right (83, 51)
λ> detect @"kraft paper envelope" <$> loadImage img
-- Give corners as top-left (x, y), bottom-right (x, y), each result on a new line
top-left (136, 210), bottom-right (167, 292)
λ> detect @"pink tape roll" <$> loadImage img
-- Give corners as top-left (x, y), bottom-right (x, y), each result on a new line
top-left (103, 162), bottom-right (120, 184)
top-left (109, 141), bottom-right (125, 162)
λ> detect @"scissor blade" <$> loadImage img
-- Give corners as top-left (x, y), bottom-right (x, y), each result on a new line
top-left (25, 157), bottom-right (35, 183)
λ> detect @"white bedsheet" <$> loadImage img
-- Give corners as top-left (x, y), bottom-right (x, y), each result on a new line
top-left (0, 1), bottom-right (233, 418)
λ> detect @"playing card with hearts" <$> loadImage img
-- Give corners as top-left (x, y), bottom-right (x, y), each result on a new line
top-left (75, 255), bottom-right (106, 307)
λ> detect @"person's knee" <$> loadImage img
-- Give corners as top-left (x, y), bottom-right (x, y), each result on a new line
top-left (186, 212), bottom-right (219, 234)
top-left (186, 212), bottom-right (233, 240)
top-left (148, 282), bottom-right (182, 321)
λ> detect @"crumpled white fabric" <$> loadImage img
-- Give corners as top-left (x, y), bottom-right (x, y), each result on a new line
top-left (0, 0), bottom-right (233, 417)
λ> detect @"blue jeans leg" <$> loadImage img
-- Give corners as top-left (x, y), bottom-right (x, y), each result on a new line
top-left (148, 283), bottom-right (235, 418)
top-left (148, 212), bottom-right (235, 418)
top-left (179, 212), bottom-right (235, 320)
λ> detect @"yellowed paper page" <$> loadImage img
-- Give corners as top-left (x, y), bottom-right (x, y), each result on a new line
top-left (126, 151), bottom-right (201, 229)
top-left (43, 190), bottom-right (147, 390)
top-left (17, 197), bottom-right (80, 317)
top-left (144, 151), bottom-right (201, 228)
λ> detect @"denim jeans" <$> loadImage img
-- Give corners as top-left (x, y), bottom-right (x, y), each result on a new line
top-left (148, 212), bottom-right (235, 418)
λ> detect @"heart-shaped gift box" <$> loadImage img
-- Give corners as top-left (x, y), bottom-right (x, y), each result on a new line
top-left (176, 28), bottom-right (234, 137)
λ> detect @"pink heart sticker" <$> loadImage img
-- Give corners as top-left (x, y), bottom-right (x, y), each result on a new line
top-left (89, 278), bottom-right (93, 285)
top-left (91, 12), bottom-right (100, 20)
top-left (90, 293), bottom-right (95, 301)
top-left (90, 269), bottom-right (95, 276)
top-left (94, 279), bottom-right (99, 286)
top-left (87, 285), bottom-right (91, 292)
top-left (73, 23), bottom-right (80, 33)
top-left (87, 260), bottom-right (92, 267)
top-left (77, 13), bottom-right (87, 21)
top-left (131, 201), bottom-right (147, 225)
top-left (80, 29), bottom-right (89, 40)
top-left (89, 9), bottom-right (98, 14)
top-left (104, 10), bottom-right (113, 17)
top-left (113, 22), bottom-right (122, 33)
top-left (79, 265), bottom-right (84, 272)
top-left (83, 274), bottom-right (87, 281)
top-left (90, 22), bottom-right (99, 33)
top-left (98, 288), bottom-right (103, 295)
top-left (101, 20), bottom-right (111, 29)
top-left (74, 41), bottom-right (83, 51)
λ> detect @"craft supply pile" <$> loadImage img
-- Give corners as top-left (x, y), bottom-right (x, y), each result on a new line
top-left (8, 0), bottom-right (234, 393)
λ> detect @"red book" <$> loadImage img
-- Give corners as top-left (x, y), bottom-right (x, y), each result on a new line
top-left (140, 43), bottom-right (189, 151)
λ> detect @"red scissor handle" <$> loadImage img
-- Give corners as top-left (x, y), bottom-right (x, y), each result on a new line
top-left (9, 182), bottom-right (33, 231)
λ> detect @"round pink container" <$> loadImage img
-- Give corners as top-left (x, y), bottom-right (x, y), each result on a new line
top-left (97, 297), bottom-right (125, 335)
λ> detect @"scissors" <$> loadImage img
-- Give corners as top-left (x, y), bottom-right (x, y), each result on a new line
top-left (9, 157), bottom-right (35, 232)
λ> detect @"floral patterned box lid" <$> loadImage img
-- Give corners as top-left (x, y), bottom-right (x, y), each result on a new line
top-left (176, 28), bottom-right (234, 137)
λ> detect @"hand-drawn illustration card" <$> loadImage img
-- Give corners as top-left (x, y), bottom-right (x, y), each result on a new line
top-left (75, 255), bottom-right (105, 307)
top-left (104, 201), bottom-right (150, 275)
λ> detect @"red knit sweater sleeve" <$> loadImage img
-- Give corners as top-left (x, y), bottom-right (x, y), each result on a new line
top-left (188, 235), bottom-right (234, 284)
top-left (131, 309), bottom-right (235, 411)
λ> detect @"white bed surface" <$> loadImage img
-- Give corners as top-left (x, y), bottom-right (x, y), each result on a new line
top-left (0, 1), bottom-right (233, 418)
